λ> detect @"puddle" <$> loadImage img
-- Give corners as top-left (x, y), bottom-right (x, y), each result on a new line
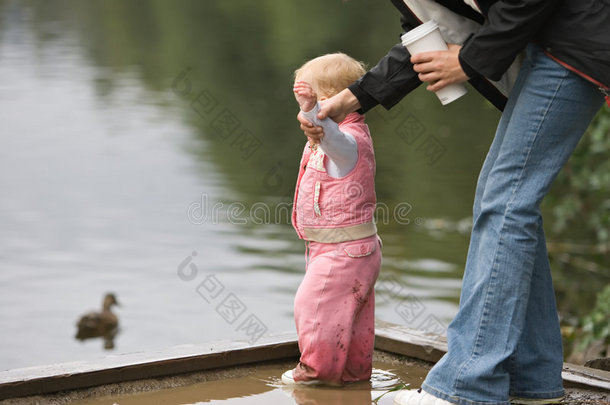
top-left (70, 359), bottom-right (428, 405)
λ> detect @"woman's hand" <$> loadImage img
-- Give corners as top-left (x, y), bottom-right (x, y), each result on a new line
top-left (411, 44), bottom-right (469, 92)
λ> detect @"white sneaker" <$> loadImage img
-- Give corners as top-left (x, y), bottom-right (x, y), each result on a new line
top-left (281, 369), bottom-right (322, 386)
top-left (394, 389), bottom-right (455, 405)
top-left (510, 396), bottom-right (564, 405)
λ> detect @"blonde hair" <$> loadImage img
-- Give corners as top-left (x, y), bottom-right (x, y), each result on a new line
top-left (294, 52), bottom-right (366, 98)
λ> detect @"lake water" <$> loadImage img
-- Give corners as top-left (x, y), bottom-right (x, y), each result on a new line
top-left (0, 0), bottom-right (602, 372)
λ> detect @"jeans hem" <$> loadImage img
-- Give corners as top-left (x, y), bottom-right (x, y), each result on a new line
top-left (508, 389), bottom-right (565, 399)
top-left (422, 383), bottom-right (510, 405)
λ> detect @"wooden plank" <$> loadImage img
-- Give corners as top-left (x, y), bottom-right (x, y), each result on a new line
top-left (563, 363), bottom-right (610, 391)
top-left (374, 320), bottom-right (448, 363)
top-left (0, 333), bottom-right (299, 400)
top-left (1, 321), bottom-right (608, 401)
top-left (374, 321), bottom-right (609, 392)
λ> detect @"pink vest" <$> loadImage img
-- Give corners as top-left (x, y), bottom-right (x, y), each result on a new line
top-left (292, 113), bottom-right (377, 243)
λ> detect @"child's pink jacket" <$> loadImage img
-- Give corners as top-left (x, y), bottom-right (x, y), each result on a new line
top-left (292, 112), bottom-right (377, 243)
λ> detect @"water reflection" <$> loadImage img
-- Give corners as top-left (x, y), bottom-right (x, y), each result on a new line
top-left (287, 386), bottom-right (374, 405)
top-left (279, 370), bottom-right (407, 405)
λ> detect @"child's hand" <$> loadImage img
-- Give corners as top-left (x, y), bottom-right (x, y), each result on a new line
top-left (293, 81), bottom-right (317, 113)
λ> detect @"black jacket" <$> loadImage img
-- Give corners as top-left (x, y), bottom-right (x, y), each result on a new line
top-left (349, 0), bottom-right (610, 112)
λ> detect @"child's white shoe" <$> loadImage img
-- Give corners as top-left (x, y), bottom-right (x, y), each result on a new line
top-left (281, 369), bottom-right (322, 386)
top-left (394, 389), bottom-right (455, 405)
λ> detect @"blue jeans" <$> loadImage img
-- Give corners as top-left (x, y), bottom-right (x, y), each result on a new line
top-left (422, 44), bottom-right (604, 405)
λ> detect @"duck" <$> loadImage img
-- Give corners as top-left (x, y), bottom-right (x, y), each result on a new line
top-left (75, 293), bottom-right (120, 344)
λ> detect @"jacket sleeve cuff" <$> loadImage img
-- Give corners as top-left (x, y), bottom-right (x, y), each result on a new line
top-left (458, 34), bottom-right (481, 80)
top-left (459, 53), bottom-right (481, 80)
top-left (348, 81), bottom-right (379, 114)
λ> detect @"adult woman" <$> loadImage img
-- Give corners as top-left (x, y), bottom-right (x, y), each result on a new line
top-left (299, 1), bottom-right (609, 404)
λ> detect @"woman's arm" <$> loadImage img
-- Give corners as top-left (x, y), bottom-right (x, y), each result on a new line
top-left (348, 14), bottom-right (424, 113)
top-left (412, 0), bottom-right (560, 92)
top-left (459, 0), bottom-right (560, 81)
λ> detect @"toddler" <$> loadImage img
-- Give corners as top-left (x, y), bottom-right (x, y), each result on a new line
top-left (282, 53), bottom-right (382, 386)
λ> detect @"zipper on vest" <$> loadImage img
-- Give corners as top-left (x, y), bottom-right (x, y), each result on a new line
top-left (600, 87), bottom-right (610, 108)
top-left (313, 181), bottom-right (322, 217)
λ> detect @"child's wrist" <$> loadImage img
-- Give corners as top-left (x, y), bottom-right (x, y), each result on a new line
top-left (301, 102), bottom-right (320, 120)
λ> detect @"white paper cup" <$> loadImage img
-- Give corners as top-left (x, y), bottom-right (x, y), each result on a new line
top-left (401, 20), bottom-right (467, 105)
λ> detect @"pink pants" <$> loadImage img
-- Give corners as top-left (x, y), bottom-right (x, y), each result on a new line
top-left (293, 234), bottom-right (382, 384)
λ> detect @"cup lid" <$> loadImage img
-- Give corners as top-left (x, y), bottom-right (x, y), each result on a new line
top-left (401, 20), bottom-right (439, 45)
